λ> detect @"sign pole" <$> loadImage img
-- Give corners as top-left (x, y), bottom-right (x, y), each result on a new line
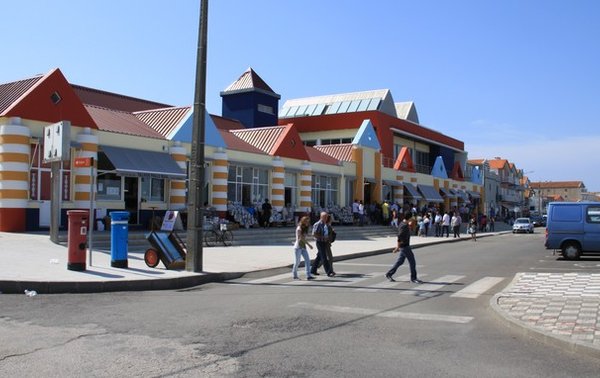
top-left (88, 158), bottom-right (95, 266)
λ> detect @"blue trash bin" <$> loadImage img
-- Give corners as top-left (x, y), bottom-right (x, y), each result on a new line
top-left (110, 211), bottom-right (129, 268)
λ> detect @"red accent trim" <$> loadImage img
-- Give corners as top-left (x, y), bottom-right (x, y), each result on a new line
top-left (271, 124), bottom-right (310, 160)
top-left (393, 147), bottom-right (416, 172)
top-left (450, 162), bottom-right (465, 181)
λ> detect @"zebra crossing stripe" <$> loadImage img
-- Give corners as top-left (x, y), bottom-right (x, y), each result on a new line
top-left (450, 277), bottom-right (504, 299)
top-left (402, 275), bottom-right (465, 297)
top-left (245, 273), bottom-right (293, 284)
top-left (354, 274), bottom-right (412, 292)
top-left (289, 302), bottom-right (473, 324)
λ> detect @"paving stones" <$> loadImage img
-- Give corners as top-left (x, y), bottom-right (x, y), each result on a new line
top-left (496, 273), bottom-right (600, 351)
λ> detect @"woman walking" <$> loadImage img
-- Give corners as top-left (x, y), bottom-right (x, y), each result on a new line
top-left (292, 216), bottom-right (314, 280)
top-left (469, 214), bottom-right (478, 241)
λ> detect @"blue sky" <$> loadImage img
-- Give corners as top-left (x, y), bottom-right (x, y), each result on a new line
top-left (2, 0), bottom-right (599, 190)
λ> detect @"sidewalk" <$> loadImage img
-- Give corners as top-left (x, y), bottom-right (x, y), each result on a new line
top-left (492, 273), bottom-right (600, 358)
top-left (0, 225), bottom-right (510, 294)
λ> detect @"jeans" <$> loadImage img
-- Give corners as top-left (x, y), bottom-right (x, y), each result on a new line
top-left (311, 241), bottom-right (333, 275)
top-left (292, 248), bottom-right (311, 278)
top-left (386, 246), bottom-right (417, 281)
top-left (442, 225), bottom-right (450, 237)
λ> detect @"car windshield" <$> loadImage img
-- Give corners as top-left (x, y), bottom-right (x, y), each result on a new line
top-left (515, 219), bottom-right (529, 224)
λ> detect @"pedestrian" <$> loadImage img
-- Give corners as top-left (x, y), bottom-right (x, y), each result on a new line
top-left (391, 208), bottom-right (399, 228)
top-left (382, 201), bottom-right (390, 225)
top-left (489, 216), bottom-right (495, 232)
top-left (352, 199), bottom-right (360, 225)
top-left (442, 211), bottom-right (451, 237)
top-left (292, 216), bottom-right (314, 280)
top-left (358, 201), bottom-right (365, 226)
top-left (423, 213), bottom-right (431, 236)
top-left (385, 211), bottom-right (423, 284)
top-left (480, 214), bottom-right (487, 232)
top-left (469, 214), bottom-right (478, 241)
top-left (313, 214), bottom-right (337, 275)
top-left (434, 212), bottom-right (442, 237)
top-left (310, 211), bottom-right (335, 277)
top-left (261, 198), bottom-right (272, 228)
top-left (451, 212), bottom-right (462, 238)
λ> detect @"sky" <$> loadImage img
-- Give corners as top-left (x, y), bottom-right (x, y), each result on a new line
top-left (2, 0), bottom-right (599, 190)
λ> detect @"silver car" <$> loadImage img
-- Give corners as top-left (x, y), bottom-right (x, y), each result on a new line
top-left (513, 218), bottom-right (534, 234)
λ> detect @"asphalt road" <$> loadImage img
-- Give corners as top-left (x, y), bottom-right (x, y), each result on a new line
top-left (2, 231), bottom-right (600, 377)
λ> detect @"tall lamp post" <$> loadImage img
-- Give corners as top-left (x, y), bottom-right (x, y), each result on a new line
top-left (187, 0), bottom-right (209, 272)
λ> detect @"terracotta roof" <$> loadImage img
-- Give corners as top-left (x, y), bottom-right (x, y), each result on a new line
top-left (134, 106), bottom-right (191, 138)
top-left (73, 84), bottom-right (171, 112)
top-left (230, 125), bottom-right (287, 155)
top-left (467, 159), bottom-right (485, 165)
top-left (0, 74), bottom-right (44, 115)
top-left (530, 181), bottom-right (585, 189)
top-left (547, 194), bottom-right (564, 201)
top-left (85, 104), bottom-right (165, 139)
top-left (211, 114), bottom-right (245, 131)
top-left (488, 158), bottom-right (509, 170)
top-left (313, 144), bottom-right (354, 162)
top-left (306, 146), bottom-right (341, 165)
top-left (218, 130), bottom-right (266, 154)
top-left (221, 68), bottom-right (279, 97)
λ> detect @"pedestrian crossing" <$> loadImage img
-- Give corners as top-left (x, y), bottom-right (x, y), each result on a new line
top-left (237, 270), bottom-right (506, 299)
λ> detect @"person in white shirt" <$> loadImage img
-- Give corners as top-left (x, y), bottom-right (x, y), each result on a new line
top-left (434, 213), bottom-right (442, 237)
top-left (451, 212), bottom-right (462, 238)
top-left (442, 212), bottom-right (451, 237)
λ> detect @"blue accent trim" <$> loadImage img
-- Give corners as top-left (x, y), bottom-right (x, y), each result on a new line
top-left (471, 166), bottom-right (483, 185)
top-left (352, 119), bottom-right (381, 150)
top-left (431, 156), bottom-right (448, 179)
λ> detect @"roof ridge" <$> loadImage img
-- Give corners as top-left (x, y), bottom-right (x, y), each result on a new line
top-left (72, 84), bottom-right (171, 108)
top-left (133, 105), bottom-right (191, 115)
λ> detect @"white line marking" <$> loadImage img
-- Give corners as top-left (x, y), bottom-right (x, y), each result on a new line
top-left (450, 277), bottom-right (504, 299)
top-left (245, 273), bottom-right (293, 284)
top-left (354, 274), bottom-right (415, 292)
top-left (289, 302), bottom-right (473, 324)
top-left (336, 263), bottom-right (425, 268)
top-left (402, 275), bottom-right (465, 297)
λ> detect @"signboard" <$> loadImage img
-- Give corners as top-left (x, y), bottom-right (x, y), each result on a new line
top-left (161, 211), bottom-right (180, 232)
top-left (74, 157), bottom-right (93, 167)
top-left (43, 121), bottom-right (71, 163)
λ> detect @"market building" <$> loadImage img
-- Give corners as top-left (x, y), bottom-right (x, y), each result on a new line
top-left (0, 67), bottom-right (483, 232)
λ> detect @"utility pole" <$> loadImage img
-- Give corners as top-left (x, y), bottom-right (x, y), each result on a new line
top-left (186, 0), bottom-right (209, 272)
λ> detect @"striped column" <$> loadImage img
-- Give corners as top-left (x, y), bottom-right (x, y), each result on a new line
top-left (271, 157), bottom-right (285, 211)
top-left (210, 149), bottom-right (228, 213)
top-left (169, 142), bottom-right (187, 210)
top-left (373, 151), bottom-right (382, 203)
top-left (0, 117), bottom-right (31, 231)
top-left (299, 161), bottom-right (312, 212)
top-left (395, 173), bottom-right (404, 204)
top-left (74, 128), bottom-right (98, 209)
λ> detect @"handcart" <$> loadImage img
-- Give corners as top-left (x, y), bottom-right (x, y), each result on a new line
top-left (144, 211), bottom-right (186, 269)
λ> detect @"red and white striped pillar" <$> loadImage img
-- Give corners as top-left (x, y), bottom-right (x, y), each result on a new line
top-left (0, 117), bottom-right (31, 231)
top-left (211, 148), bottom-right (228, 214)
top-left (74, 128), bottom-right (98, 209)
top-left (169, 142), bottom-right (187, 210)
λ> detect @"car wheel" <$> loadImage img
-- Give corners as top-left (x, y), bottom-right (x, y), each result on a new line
top-left (562, 242), bottom-right (581, 260)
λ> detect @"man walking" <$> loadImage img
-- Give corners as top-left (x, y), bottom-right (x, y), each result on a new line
top-left (434, 212), bottom-right (442, 237)
top-left (442, 211), bottom-right (451, 237)
top-left (310, 211), bottom-right (335, 277)
top-left (385, 212), bottom-right (422, 284)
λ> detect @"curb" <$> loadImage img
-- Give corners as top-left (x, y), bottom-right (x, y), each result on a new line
top-left (489, 276), bottom-right (600, 360)
top-left (0, 230), bottom-right (512, 295)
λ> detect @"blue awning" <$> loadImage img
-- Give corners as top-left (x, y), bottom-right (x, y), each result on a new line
top-left (467, 190), bottom-right (481, 199)
top-left (101, 145), bottom-right (186, 179)
top-left (403, 183), bottom-right (422, 199)
top-left (417, 184), bottom-right (444, 203)
top-left (439, 187), bottom-right (456, 199)
top-left (383, 179), bottom-right (403, 187)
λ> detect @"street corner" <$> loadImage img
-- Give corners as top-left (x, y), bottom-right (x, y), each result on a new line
top-left (490, 272), bottom-right (600, 359)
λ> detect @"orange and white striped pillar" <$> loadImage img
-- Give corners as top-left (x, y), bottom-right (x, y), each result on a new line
top-left (169, 142), bottom-right (187, 210)
top-left (74, 128), bottom-right (98, 209)
top-left (299, 161), bottom-right (312, 213)
top-left (395, 173), bottom-right (404, 204)
top-left (0, 117), bottom-right (31, 231)
top-left (373, 151), bottom-right (382, 203)
top-left (271, 157), bottom-right (285, 211)
top-left (210, 148), bottom-right (228, 214)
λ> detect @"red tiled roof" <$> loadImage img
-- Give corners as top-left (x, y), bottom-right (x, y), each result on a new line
top-left (73, 84), bottom-right (171, 112)
top-left (85, 104), bottom-right (165, 139)
top-left (211, 114), bottom-right (245, 131)
top-left (530, 181), bottom-right (585, 189)
top-left (313, 144), bottom-right (354, 162)
top-left (306, 146), bottom-right (341, 165)
top-left (221, 68), bottom-right (278, 95)
top-left (134, 106), bottom-right (191, 138)
top-left (218, 130), bottom-right (266, 154)
top-left (488, 158), bottom-right (509, 170)
top-left (467, 159), bottom-right (485, 165)
top-left (230, 125), bottom-right (286, 155)
top-left (0, 74), bottom-right (44, 115)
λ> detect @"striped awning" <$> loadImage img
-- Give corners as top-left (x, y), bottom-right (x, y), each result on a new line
top-left (403, 183), bottom-right (422, 199)
top-left (417, 184), bottom-right (444, 203)
top-left (439, 187), bottom-right (456, 199)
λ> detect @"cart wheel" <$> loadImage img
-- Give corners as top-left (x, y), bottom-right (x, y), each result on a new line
top-left (144, 248), bottom-right (160, 268)
top-left (204, 230), bottom-right (217, 247)
top-left (222, 230), bottom-right (234, 246)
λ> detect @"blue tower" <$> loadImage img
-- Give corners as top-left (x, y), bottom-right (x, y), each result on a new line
top-left (220, 68), bottom-right (281, 128)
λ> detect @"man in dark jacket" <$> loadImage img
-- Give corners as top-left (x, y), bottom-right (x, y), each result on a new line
top-left (385, 211), bottom-right (422, 284)
top-left (310, 211), bottom-right (334, 277)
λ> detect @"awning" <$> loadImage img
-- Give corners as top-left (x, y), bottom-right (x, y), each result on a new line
top-left (403, 183), bottom-right (422, 199)
top-left (439, 187), bottom-right (456, 199)
top-left (364, 177), bottom-right (377, 184)
top-left (417, 184), bottom-right (444, 203)
top-left (451, 189), bottom-right (469, 201)
top-left (100, 145), bottom-right (186, 179)
top-left (467, 190), bottom-right (481, 199)
top-left (383, 179), bottom-right (403, 187)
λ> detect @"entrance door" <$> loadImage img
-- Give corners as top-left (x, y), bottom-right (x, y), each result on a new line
top-left (39, 200), bottom-right (51, 227)
top-left (124, 177), bottom-right (139, 224)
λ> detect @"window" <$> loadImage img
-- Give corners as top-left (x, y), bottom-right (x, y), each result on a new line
top-left (552, 205), bottom-right (581, 222)
top-left (29, 143), bottom-right (71, 201)
top-left (97, 173), bottom-right (122, 201)
top-left (415, 150), bottom-right (430, 174)
top-left (586, 206), bottom-right (600, 223)
top-left (311, 175), bottom-right (338, 207)
top-left (141, 177), bottom-right (165, 202)
top-left (284, 172), bottom-right (298, 207)
top-left (227, 165), bottom-right (269, 206)
top-left (257, 104), bottom-right (274, 115)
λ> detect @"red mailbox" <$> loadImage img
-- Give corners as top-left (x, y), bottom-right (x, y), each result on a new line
top-left (67, 210), bottom-right (89, 271)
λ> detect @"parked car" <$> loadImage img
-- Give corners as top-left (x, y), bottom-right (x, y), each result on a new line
top-left (531, 216), bottom-right (546, 227)
top-left (512, 218), bottom-right (534, 233)
top-left (545, 202), bottom-right (600, 260)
